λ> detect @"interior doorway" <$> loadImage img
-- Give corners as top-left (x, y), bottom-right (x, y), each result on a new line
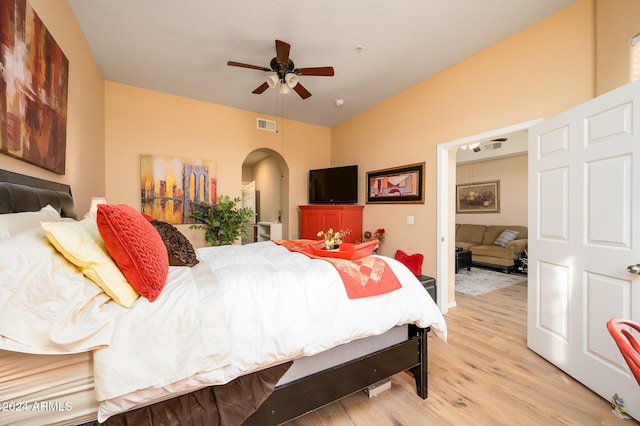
top-left (242, 148), bottom-right (290, 240)
top-left (436, 119), bottom-right (541, 314)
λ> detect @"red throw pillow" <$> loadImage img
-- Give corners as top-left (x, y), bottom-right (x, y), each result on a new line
top-left (394, 249), bottom-right (424, 276)
top-left (97, 204), bottom-right (169, 301)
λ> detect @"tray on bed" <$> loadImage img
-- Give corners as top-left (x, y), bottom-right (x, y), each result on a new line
top-left (309, 239), bottom-right (379, 260)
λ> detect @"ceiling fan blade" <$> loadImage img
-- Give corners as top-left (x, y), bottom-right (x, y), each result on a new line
top-left (252, 82), bottom-right (270, 94)
top-left (295, 66), bottom-right (335, 77)
top-left (293, 82), bottom-right (312, 99)
top-left (227, 61), bottom-right (271, 72)
top-left (275, 40), bottom-right (291, 65)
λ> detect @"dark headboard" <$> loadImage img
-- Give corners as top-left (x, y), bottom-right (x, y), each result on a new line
top-left (0, 169), bottom-right (77, 219)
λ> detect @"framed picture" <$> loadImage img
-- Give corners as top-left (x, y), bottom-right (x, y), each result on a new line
top-left (140, 154), bottom-right (217, 224)
top-left (456, 180), bottom-right (500, 213)
top-left (367, 162), bottom-right (425, 204)
top-left (0, 0), bottom-right (69, 174)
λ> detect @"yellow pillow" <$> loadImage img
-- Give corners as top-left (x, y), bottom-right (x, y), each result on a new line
top-left (41, 218), bottom-right (140, 308)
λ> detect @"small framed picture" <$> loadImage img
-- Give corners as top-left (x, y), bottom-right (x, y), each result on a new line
top-left (456, 180), bottom-right (500, 213)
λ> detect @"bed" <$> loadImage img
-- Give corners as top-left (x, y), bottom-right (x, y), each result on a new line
top-left (0, 169), bottom-right (447, 425)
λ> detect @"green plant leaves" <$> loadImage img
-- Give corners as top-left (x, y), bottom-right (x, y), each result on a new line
top-left (189, 195), bottom-right (255, 246)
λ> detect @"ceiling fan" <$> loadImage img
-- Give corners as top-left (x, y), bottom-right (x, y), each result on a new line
top-left (227, 40), bottom-right (334, 99)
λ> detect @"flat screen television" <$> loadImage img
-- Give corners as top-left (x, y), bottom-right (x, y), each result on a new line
top-left (308, 165), bottom-right (358, 204)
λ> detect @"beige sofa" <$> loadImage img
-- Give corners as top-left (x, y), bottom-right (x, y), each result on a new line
top-left (455, 224), bottom-right (528, 272)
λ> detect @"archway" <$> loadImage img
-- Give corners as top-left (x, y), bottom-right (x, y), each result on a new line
top-left (242, 148), bottom-right (290, 241)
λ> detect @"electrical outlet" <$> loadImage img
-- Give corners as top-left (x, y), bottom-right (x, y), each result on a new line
top-left (407, 215), bottom-right (414, 225)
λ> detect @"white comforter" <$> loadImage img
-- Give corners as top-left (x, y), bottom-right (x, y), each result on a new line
top-left (0, 230), bottom-right (447, 421)
top-left (96, 241), bottom-right (447, 420)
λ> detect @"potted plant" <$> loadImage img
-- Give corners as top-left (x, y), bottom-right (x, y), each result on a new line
top-left (189, 195), bottom-right (255, 246)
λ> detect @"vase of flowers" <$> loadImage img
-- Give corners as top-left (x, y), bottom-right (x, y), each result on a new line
top-left (317, 228), bottom-right (350, 250)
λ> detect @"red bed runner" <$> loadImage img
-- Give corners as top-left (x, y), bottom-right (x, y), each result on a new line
top-left (274, 240), bottom-right (402, 299)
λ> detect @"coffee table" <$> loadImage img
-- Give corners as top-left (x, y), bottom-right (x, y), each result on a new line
top-left (455, 249), bottom-right (472, 273)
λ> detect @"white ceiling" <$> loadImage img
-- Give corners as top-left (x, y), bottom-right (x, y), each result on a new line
top-left (68, 0), bottom-right (577, 128)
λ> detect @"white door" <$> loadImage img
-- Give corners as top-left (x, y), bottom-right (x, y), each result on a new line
top-left (241, 181), bottom-right (256, 244)
top-left (528, 79), bottom-right (640, 418)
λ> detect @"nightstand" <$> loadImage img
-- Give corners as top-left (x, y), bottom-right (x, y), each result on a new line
top-left (417, 275), bottom-right (436, 303)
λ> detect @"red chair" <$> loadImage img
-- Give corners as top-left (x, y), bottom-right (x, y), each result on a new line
top-left (607, 317), bottom-right (640, 385)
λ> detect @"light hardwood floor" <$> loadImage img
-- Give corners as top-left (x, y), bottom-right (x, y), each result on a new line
top-left (286, 281), bottom-right (638, 425)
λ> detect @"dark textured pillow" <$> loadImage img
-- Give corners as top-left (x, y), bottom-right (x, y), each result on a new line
top-left (394, 249), bottom-right (424, 276)
top-left (494, 230), bottom-right (519, 247)
top-left (150, 220), bottom-right (199, 267)
top-left (97, 204), bottom-right (169, 301)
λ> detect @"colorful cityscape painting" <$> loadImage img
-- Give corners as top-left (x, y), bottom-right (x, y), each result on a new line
top-left (140, 154), bottom-right (217, 224)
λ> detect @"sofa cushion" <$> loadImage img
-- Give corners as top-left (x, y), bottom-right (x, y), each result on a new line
top-left (483, 225), bottom-right (527, 245)
top-left (454, 241), bottom-right (477, 251)
top-left (456, 224), bottom-right (486, 246)
top-left (471, 244), bottom-right (519, 261)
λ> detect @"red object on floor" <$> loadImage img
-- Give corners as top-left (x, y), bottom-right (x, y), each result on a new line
top-left (607, 317), bottom-right (640, 386)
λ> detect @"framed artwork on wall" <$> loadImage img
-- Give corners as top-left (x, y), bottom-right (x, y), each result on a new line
top-left (366, 162), bottom-right (425, 204)
top-left (140, 154), bottom-right (217, 224)
top-left (0, 0), bottom-right (69, 174)
top-left (456, 180), bottom-right (500, 213)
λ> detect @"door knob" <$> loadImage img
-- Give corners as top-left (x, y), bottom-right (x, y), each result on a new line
top-left (628, 264), bottom-right (640, 274)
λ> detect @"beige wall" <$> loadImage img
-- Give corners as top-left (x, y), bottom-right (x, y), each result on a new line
top-left (3, 0), bottom-right (638, 294)
top-left (596, 0), bottom-right (640, 94)
top-left (331, 0), bottom-right (595, 291)
top-left (252, 154), bottom-right (285, 225)
top-left (0, 0), bottom-right (105, 217)
top-left (104, 82), bottom-right (330, 244)
top-left (456, 155), bottom-right (528, 227)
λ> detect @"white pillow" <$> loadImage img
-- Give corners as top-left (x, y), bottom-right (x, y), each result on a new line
top-left (0, 228), bottom-right (120, 354)
top-left (0, 205), bottom-right (62, 241)
top-left (494, 229), bottom-right (520, 247)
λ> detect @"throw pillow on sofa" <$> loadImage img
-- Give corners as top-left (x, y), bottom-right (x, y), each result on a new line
top-left (494, 230), bottom-right (519, 247)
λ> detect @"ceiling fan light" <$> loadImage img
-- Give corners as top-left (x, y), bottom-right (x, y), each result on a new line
top-left (280, 84), bottom-right (291, 95)
top-left (266, 74), bottom-right (278, 88)
top-left (285, 73), bottom-right (298, 88)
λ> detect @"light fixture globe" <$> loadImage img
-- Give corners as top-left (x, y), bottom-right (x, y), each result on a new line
top-left (285, 73), bottom-right (298, 88)
top-left (279, 84), bottom-right (291, 95)
top-left (266, 74), bottom-right (279, 88)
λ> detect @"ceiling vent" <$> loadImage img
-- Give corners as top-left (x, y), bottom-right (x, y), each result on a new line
top-left (257, 118), bottom-right (276, 132)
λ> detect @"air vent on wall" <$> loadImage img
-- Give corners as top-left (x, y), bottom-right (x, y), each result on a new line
top-left (484, 142), bottom-right (503, 151)
top-left (257, 118), bottom-right (277, 132)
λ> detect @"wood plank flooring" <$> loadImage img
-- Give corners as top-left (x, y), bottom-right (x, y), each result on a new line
top-left (286, 282), bottom-right (638, 425)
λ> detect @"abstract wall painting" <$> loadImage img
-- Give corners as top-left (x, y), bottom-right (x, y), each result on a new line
top-left (366, 162), bottom-right (425, 204)
top-left (140, 154), bottom-right (217, 224)
top-left (0, 0), bottom-right (69, 174)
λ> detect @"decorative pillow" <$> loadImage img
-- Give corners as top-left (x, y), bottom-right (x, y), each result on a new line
top-left (97, 204), bottom-right (169, 301)
top-left (394, 250), bottom-right (424, 276)
top-left (41, 218), bottom-right (140, 308)
top-left (494, 230), bottom-right (520, 247)
top-left (0, 205), bottom-right (61, 241)
top-left (150, 220), bottom-right (199, 267)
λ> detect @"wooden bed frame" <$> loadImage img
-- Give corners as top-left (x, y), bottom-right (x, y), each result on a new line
top-left (245, 325), bottom-right (428, 424)
top-left (0, 168), bottom-right (431, 425)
